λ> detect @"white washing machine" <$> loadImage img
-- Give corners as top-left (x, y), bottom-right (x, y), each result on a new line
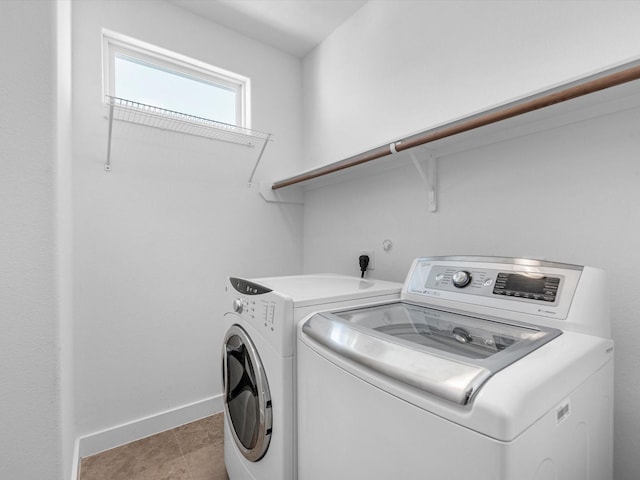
top-left (222, 273), bottom-right (402, 480)
top-left (297, 256), bottom-right (614, 480)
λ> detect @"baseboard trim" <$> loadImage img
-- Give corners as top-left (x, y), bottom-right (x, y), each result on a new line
top-left (78, 395), bottom-right (224, 459)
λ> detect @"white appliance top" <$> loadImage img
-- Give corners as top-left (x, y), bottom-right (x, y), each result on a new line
top-left (241, 273), bottom-right (402, 307)
top-left (227, 274), bottom-right (402, 357)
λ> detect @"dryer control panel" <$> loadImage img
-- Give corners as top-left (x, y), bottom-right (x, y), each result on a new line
top-left (230, 277), bottom-right (277, 323)
top-left (226, 277), bottom-right (295, 356)
top-left (230, 277), bottom-right (272, 296)
top-left (229, 276), bottom-right (280, 328)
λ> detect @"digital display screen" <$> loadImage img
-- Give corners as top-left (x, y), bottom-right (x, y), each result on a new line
top-left (493, 272), bottom-right (560, 302)
top-left (502, 274), bottom-right (548, 294)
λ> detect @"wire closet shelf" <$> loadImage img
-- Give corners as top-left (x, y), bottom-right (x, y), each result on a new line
top-left (104, 96), bottom-right (271, 180)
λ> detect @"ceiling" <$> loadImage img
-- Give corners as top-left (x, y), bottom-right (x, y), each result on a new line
top-left (168, 0), bottom-right (368, 57)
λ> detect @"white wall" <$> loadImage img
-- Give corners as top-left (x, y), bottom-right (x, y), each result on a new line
top-left (302, 2), bottom-right (640, 479)
top-left (302, 0), bottom-right (640, 169)
top-left (72, 0), bottom-right (303, 441)
top-left (0, 1), bottom-right (74, 479)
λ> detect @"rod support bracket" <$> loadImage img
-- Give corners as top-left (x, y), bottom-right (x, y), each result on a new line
top-left (409, 149), bottom-right (438, 213)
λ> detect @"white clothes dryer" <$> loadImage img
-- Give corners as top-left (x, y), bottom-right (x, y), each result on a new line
top-left (222, 273), bottom-right (402, 480)
top-left (297, 257), bottom-right (614, 480)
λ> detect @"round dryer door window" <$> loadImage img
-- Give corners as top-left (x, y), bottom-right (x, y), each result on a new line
top-left (222, 325), bottom-right (272, 462)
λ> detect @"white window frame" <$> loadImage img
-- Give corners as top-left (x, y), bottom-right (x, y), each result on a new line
top-left (101, 29), bottom-right (251, 128)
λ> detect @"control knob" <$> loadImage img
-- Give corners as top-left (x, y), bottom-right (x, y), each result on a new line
top-left (452, 270), bottom-right (472, 288)
top-left (233, 298), bottom-right (244, 314)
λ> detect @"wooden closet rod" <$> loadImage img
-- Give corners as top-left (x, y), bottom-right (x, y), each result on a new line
top-left (272, 63), bottom-right (640, 190)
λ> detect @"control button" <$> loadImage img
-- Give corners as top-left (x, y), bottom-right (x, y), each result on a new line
top-left (452, 270), bottom-right (472, 288)
top-left (483, 278), bottom-right (493, 287)
top-left (233, 298), bottom-right (243, 314)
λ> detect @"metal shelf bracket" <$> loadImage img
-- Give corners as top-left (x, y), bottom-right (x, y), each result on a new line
top-left (105, 98), bottom-right (115, 171)
top-left (247, 133), bottom-right (272, 186)
top-left (408, 149), bottom-right (438, 212)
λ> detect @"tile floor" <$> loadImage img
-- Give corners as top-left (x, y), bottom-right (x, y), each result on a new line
top-left (78, 413), bottom-right (228, 480)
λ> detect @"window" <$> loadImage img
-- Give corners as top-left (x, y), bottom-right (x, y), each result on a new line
top-left (102, 30), bottom-right (250, 127)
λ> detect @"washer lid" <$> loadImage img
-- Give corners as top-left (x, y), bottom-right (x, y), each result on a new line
top-left (302, 302), bottom-right (561, 405)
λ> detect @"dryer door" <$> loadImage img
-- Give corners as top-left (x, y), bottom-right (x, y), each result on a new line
top-left (222, 324), bottom-right (272, 462)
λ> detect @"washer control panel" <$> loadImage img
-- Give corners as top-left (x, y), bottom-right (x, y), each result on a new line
top-left (426, 266), bottom-right (562, 304)
top-left (405, 257), bottom-right (583, 320)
